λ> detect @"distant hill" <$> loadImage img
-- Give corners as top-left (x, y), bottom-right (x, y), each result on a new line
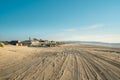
top-left (63, 41), bottom-right (120, 47)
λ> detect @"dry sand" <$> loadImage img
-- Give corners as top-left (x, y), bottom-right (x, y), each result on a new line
top-left (0, 44), bottom-right (120, 80)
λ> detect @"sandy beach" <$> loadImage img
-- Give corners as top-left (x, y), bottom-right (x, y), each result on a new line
top-left (0, 44), bottom-right (120, 80)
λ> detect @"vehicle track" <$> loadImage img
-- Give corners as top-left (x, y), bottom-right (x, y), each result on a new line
top-left (0, 44), bottom-right (120, 80)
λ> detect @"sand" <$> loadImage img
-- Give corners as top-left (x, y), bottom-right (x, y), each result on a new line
top-left (0, 44), bottom-right (120, 80)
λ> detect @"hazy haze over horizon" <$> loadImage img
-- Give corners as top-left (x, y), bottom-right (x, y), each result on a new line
top-left (0, 0), bottom-right (120, 43)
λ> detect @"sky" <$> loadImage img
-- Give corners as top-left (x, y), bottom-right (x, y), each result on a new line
top-left (0, 0), bottom-right (120, 43)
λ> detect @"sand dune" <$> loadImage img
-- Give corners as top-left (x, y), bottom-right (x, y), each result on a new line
top-left (0, 44), bottom-right (120, 80)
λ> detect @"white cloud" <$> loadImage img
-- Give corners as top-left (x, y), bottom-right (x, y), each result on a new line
top-left (50, 34), bottom-right (120, 43)
top-left (48, 23), bottom-right (120, 43)
top-left (63, 24), bottom-right (105, 32)
top-left (82, 24), bottom-right (105, 30)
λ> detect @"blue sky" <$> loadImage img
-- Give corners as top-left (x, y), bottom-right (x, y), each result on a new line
top-left (0, 0), bottom-right (120, 43)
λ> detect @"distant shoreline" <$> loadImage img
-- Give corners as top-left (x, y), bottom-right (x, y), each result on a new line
top-left (62, 41), bottom-right (120, 48)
